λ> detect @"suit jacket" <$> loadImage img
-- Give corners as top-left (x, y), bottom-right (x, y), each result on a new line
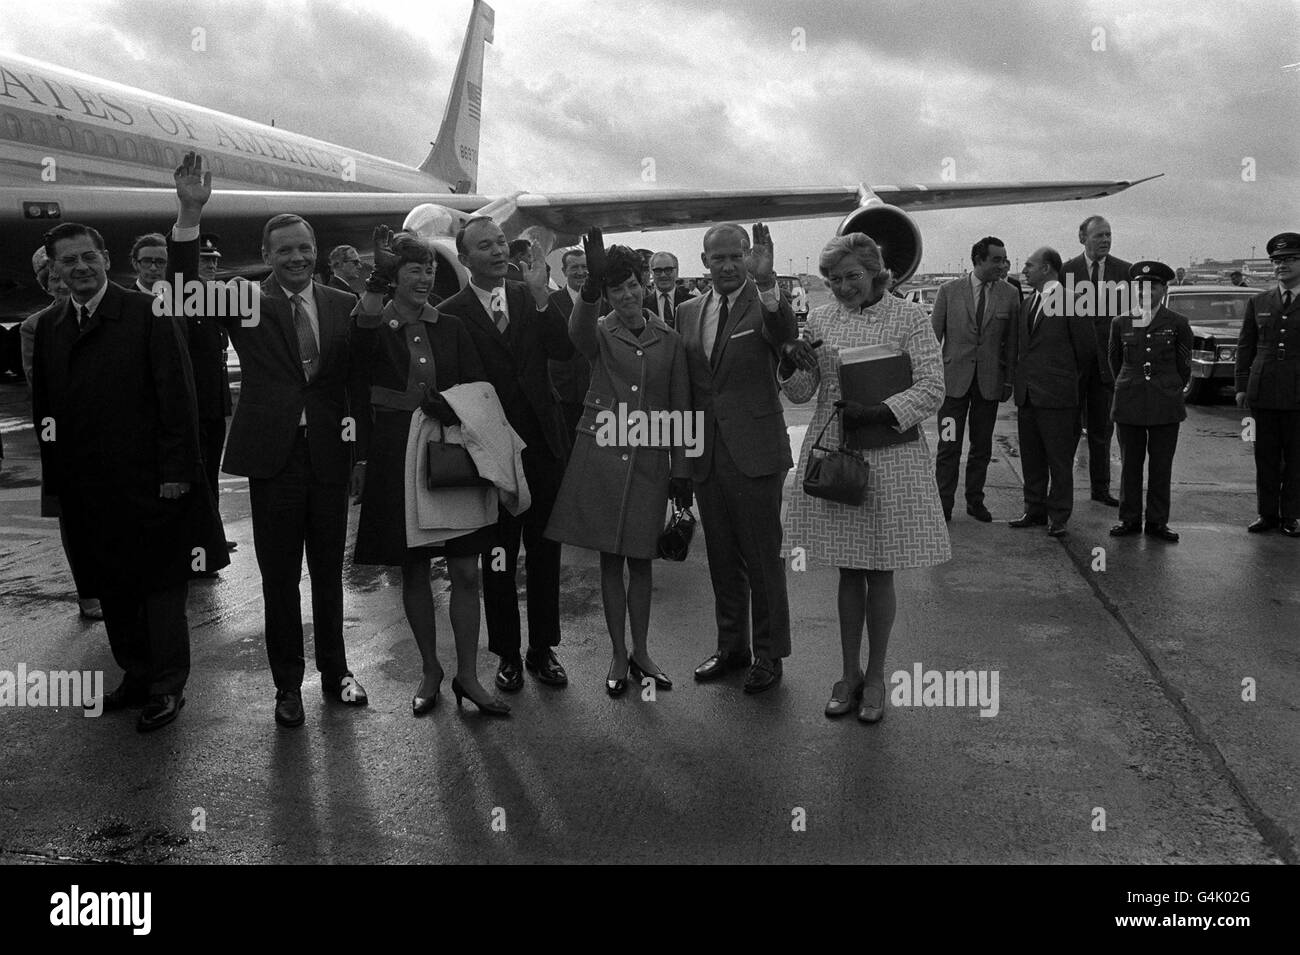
top-left (437, 279), bottom-right (576, 460)
top-left (1007, 286), bottom-right (1090, 408)
top-left (547, 286), bottom-right (594, 405)
top-left (642, 285), bottom-right (694, 328)
top-left (170, 236), bottom-right (367, 481)
top-left (1060, 253), bottom-right (1133, 381)
top-left (168, 235), bottom-right (231, 424)
top-left (328, 274), bottom-right (359, 298)
top-left (31, 282), bottom-right (228, 590)
top-left (676, 278), bottom-right (797, 480)
top-left (930, 276), bottom-right (1018, 399)
top-left (1108, 306), bottom-right (1193, 426)
top-left (1235, 286), bottom-right (1300, 410)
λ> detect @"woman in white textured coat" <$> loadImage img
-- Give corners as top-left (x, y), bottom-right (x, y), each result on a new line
top-left (545, 232), bottom-right (693, 697)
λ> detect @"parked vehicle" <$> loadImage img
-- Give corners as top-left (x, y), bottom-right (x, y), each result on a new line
top-left (1167, 284), bottom-right (1258, 403)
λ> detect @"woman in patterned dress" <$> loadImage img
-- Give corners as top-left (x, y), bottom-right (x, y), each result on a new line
top-left (780, 233), bottom-right (951, 723)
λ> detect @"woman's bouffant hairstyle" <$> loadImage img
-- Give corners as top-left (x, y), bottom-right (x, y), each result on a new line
top-left (818, 233), bottom-right (892, 296)
top-left (377, 231), bottom-right (436, 282)
top-left (602, 244), bottom-right (644, 290)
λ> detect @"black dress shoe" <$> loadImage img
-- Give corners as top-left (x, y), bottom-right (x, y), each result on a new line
top-left (1008, 513), bottom-right (1047, 528)
top-left (693, 650), bottom-right (751, 682)
top-left (1247, 517), bottom-right (1279, 533)
top-left (496, 655), bottom-right (524, 692)
top-left (92, 682), bottom-right (149, 712)
top-left (322, 673), bottom-right (368, 705)
top-left (966, 503), bottom-right (993, 523)
top-left (1109, 522), bottom-right (1141, 537)
top-left (525, 649), bottom-right (568, 687)
top-left (1092, 492), bottom-right (1120, 506)
top-left (628, 657), bottom-right (673, 691)
top-left (275, 688), bottom-right (304, 728)
top-left (1144, 524), bottom-right (1180, 543)
top-left (606, 659), bottom-right (629, 697)
top-left (1046, 521), bottom-right (1068, 538)
top-left (743, 657), bottom-right (783, 694)
top-left (1281, 520), bottom-right (1300, 537)
top-left (137, 694), bottom-right (184, 732)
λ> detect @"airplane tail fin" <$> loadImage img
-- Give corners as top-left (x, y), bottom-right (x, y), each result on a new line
top-left (419, 0), bottom-right (494, 193)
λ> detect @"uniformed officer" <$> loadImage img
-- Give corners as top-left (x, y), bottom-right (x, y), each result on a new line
top-left (1107, 261), bottom-right (1193, 542)
top-left (1236, 232), bottom-right (1300, 537)
top-left (181, 231), bottom-right (237, 555)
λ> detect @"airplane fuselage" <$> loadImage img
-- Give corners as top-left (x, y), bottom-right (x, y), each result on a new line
top-left (0, 53), bottom-right (448, 194)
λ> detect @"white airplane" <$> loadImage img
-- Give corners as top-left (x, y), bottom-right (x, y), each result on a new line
top-left (0, 0), bottom-right (1155, 328)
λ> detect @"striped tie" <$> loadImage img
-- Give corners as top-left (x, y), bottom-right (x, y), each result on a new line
top-left (290, 293), bottom-right (319, 380)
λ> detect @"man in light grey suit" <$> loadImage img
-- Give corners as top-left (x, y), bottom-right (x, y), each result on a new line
top-left (931, 236), bottom-right (1019, 522)
top-left (675, 223), bottom-right (804, 694)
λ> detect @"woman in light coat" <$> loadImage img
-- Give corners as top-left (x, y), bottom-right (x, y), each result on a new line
top-left (546, 232), bottom-right (692, 696)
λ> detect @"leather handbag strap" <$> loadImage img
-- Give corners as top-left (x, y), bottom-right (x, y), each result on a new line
top-left (812, 405), bottom-right (843, 454)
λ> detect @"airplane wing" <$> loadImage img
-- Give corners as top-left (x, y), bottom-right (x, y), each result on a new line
top-left (509, 177), bottom-right (1162, 235)
top-left (0, 175), bottom-right (1158, 287)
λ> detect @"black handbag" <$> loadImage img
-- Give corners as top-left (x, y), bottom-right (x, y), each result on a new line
top-left (802, 405), bottom-right (870, 506)
top-left (657, 504), bottom-right (696, 561)
top-left (426, 432), bottom-right (492, 490)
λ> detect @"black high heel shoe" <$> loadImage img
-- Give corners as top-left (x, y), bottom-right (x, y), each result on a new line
top-left (451, 677), bottom-right (511, 716)
top-left (412, 668), bottom-right (444, 717)
top-left (628, 657), bottom-right (672, 691)
top-left (606, 659), bottom-right (629, 697)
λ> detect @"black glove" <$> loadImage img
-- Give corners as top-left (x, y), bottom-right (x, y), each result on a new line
top-left (580, 227), bottom-right (607, 303)
top-left (370, 224), bottom-right (400, 285)
top-left (422, 391), bottom-right (461, 426)
top-left (670, 477), bottom-right (693, 509)
top-left (836, 399), bottom-right (895, 429)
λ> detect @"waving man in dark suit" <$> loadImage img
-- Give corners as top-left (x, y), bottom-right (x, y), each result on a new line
top-left (675, 223), bottom-right (802, 694)
top-left (436, 216), bottom-right (577, 693)
top-left (167, 154), bottom-right (370, 728)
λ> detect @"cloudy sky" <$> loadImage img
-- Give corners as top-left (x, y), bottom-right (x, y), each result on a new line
top-left (4, 0), bottom-right (1298, 278)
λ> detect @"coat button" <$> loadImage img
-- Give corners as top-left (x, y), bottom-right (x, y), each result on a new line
top-left (621, 453), bottom-right (629, 461)
top-left (631, 385), bottom-right (638, 392)
top-left (414, 336), bottom-right (421, 342)
top-left (636, 350), bottom-right (643, 356)
top-left (419, 357), bottom-right (427, 364)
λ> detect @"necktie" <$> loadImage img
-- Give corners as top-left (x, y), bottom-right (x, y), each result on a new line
top-left (290, 293), bottom-right (319, 380)
top-left (78, 305), bottom-right (89, 328)
top-left (491, 288), bottom-right (509, 334)
top-left (1029, 293), bottom-right (1042, 334)
top-left (1285, 290), bottom-right (1293, 312)
top-left (974, 282), bottom-right (988, 328)
top-left (661, 293), bottom-right (673, 324)
top-left (709, 296), bottom-right (729, 367)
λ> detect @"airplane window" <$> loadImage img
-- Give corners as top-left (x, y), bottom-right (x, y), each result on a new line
top-left (83, 129), bottom-right (98, 154)
top-left (57, 124), bottom-right (73, 149)
top-left (163, 147), bottom-right (177, 166)
top-left (31, 118), bottom-right (48, 144)
top-left (124, 137), bottom-right (137, 160)
top-left (103, 134), bottom-right (118, 157)
top-left (213, 156), bottom-right (226, 175)
top-left (143, 141), bottom-right (158, 164)
top-left (3, 113), bottom-right (20, 141)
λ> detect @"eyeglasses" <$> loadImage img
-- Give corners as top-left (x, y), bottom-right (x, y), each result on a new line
top-left (1273, 255), bottom-right (1300, 265)
top-left (56, 252), bottom-right (104, 267)
top-left (135, 257), bottom-right (168, 267)
top-left (650, 266), bottom-right (676, 274)
top-left (827, 270), bottom-right (868, 286)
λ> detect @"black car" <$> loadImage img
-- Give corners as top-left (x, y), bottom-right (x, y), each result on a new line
top-left (1167, 284), bottom-right (1259, 403)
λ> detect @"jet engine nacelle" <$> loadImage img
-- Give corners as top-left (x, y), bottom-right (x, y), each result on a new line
top-left (835, 204), bottom-right (923, 288)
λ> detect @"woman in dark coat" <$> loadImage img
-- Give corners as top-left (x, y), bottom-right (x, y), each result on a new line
top-left (352, 229), bottom-right (507, 716)
top-left (545, 232), bottom-right (692, 696)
